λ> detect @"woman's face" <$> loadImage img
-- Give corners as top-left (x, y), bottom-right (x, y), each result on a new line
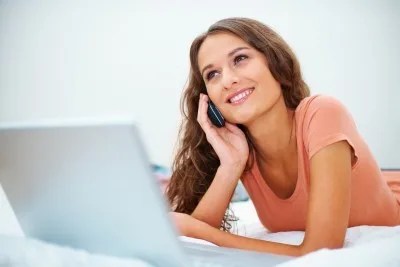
top-left (197, 32), bottom-right (283, 125)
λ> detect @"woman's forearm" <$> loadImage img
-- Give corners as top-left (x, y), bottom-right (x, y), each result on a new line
top-left (191, 165), bottom-right (244, 229)
top-left (189, 219), bottom-right (304, 257)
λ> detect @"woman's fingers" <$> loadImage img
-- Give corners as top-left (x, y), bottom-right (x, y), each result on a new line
top-left (197, 93), bottom-right (216, 133)
top-left (197, 94), bottom-right (209, 126)
top-left (224, 121), bottom-right (239, 132)
top-left (197, 94), bottom-right (241, 140)
top-left (224, 122), bottom-right (245, 137)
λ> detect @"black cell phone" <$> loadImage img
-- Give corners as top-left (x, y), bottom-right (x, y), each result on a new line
top-left (207, 101), bottom-right (225, 128)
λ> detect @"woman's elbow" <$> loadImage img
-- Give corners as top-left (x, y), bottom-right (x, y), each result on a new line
top-left (300, 239), bottom-right (344, 256)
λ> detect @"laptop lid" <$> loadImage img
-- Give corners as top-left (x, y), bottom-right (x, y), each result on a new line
top-left (0, 121), bottom-right (186, 267)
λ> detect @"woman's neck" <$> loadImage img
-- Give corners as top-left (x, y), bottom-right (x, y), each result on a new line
top-left (245, 97), bottom-right (296, 166)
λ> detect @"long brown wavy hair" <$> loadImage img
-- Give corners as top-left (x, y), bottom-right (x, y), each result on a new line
top-left (166, 17), bottom-right (310, 232)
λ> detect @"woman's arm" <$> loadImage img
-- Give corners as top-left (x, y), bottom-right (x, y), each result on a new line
top-left (189, 94), bottom-right (249, 229)
top-left (190, 165), bottom-right (243, 229)
top-left (174, 140), bottom-right (353, 256)
top-left (301, 140), bottom-right (352, 253)
top-left (178, 215), bottom-right (303, 256)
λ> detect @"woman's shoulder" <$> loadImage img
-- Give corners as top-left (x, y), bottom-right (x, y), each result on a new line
top-left (295, 94), bottom-right (358, 141)
top-left (296, 94), bottom-right (347, 114)
top-left (295, 94), bottom-right (361, 163)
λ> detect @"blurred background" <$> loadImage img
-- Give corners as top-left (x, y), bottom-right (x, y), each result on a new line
top-left (0, 0), bottom-right (399, 168)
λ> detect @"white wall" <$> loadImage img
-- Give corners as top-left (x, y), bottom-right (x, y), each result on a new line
top-left (0, 0), bottom-right (399, 168)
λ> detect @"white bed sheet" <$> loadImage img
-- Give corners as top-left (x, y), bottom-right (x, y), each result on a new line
top-left (277, 234), bottom-right (400, 267)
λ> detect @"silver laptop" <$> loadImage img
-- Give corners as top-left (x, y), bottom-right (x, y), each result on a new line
top-left (0, 121), bottom-right (291, 267)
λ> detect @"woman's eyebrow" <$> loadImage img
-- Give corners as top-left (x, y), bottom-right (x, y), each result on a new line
top-left (200, 46), bottom-right (250, 77)
top-left (227, 46), bottom-right (249, 57)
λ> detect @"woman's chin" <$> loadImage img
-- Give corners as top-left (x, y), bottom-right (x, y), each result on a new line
top-left (228, 115), bottom-right (256, 126)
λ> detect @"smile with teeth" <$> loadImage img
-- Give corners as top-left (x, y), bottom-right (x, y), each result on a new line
top-left (229, 89), bottom-right (254, 104)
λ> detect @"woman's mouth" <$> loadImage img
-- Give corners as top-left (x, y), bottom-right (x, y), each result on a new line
top-left (228, 88), bottom-right (254, 105)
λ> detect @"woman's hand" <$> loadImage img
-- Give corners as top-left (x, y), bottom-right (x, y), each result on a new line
top-left (197, 93), bottom-right (249, 175)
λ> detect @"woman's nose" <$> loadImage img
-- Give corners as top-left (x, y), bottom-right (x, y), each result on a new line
top-left (221, 68), bottom-right (239, 90)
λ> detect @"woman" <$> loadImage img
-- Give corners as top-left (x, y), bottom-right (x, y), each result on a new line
top-left (166, 17), bottom-right (400, 256)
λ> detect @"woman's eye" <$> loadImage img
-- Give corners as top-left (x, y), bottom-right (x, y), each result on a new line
top-left (234, 54), bottom-right (248, 64)
top-left (206, 71), bottom-right (217, 81)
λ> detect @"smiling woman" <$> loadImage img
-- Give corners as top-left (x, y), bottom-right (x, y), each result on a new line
top-left (166, 17), bottom-right (400, 257)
